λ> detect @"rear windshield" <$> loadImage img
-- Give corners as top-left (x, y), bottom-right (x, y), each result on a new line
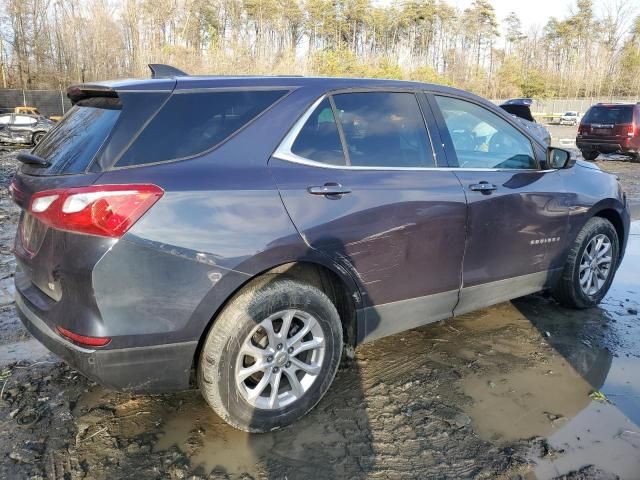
top-left (29, 97), bottom-right (121, 175)
top-left (116, 89), bottom-right (288, 167)
top-left (583, 105), bottom-right (633, 124)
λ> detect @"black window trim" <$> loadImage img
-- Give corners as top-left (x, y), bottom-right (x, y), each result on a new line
top-left (107, 86), bottom-right (295, 171)
top-left (273, 87), bottom-right (441, 171)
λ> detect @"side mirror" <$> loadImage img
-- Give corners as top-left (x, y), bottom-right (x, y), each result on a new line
top-left (547, 147), bottom-right (575, 169)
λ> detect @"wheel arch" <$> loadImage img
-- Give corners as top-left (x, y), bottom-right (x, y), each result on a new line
top-left (31, 130), bottom-right (47, 143)
top-left (190, 259), bottom-right (362, 383)
top-left (590, 204), bottom-right (627, 261)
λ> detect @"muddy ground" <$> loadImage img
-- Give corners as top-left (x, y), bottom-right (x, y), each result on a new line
top-left (0, 147), bottom-right (639, 479)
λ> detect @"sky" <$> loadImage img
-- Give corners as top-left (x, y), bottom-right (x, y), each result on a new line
top-left (450, 0), bottom-right (577, 30)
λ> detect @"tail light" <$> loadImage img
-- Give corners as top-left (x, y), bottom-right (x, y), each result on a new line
top-left (28, 184), bottom-right (163, 238)
top-left (627, 123), bottom-right (635, 137)
top-left (577, 124), bottom-right (586, 135)
top-left (57, 326), bottom-right (111, 347)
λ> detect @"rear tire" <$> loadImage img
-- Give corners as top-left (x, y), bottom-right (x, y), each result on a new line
top-left (581, 150), bottom-right (599, 161)
top-left (629, 152), bottom-right (640, 163)
top-left (198, 276), bottom-right (343, 432)
top-left (552, 217), bottom-right (619, 309)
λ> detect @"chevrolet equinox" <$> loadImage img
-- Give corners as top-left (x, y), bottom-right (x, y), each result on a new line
top-left (11, 65), bottom-right (630, 432)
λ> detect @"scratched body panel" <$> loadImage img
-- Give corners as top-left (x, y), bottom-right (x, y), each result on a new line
top-left (269, 158), bottom-right (467, 307)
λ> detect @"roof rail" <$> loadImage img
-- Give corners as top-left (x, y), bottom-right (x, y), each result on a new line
top-left (148, 64), bottom-right (188, 78)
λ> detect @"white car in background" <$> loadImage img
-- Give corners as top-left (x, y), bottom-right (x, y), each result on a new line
top-left (560, 111), bottom-right (579, 126)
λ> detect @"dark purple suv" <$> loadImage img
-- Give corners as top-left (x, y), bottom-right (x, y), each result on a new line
top-left (11, 65), bottom-right (630, 432)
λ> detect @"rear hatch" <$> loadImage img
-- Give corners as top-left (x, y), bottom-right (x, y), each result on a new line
top-left (579, 104), bottom-right (634, 141)
top-left (11, 81), bottom-right (174, 305)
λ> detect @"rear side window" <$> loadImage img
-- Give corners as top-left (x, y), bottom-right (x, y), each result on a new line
top-left (117, 90), bottom-right (288, 167)
top-left (332, 92), bottom-right (434, 168)
top-left (583, 106), bottom-right (633, 125)
top-left (31, 97), bottom-right (121, 175)
top-left (291, 98), bottom-right (345, 165)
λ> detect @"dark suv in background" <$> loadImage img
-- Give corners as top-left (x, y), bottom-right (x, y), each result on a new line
top-left (577, 103), bottom-right (640, 161)
top-left (11, 65), bottom-right (629, 432)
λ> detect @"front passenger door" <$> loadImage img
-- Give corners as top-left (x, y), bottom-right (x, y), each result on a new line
top-left (431, 94), bottom-right (569, 314)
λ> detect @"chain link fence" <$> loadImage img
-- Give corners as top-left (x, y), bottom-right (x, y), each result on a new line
top-left (0, 89), bottom-right (72, 117)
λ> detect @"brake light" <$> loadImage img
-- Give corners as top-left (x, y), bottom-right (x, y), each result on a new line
top-left (628, 124), bottom-right (635, 137)
top-left (28, 184), bottom-right (163, 238)
top-left (57, 326), bottom-right (111, 347)
top-left (578, 124), bottom-right (586, 135)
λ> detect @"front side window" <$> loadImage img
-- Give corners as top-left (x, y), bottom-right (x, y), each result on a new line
top-left (435, 95), bottom-right (537, 169)
top-left (117, 89), bottom-right (288, 167)
top-left (333, 92), bottom-right (434, 168)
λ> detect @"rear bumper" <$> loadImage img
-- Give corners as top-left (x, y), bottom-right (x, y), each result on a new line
top-left (577, 138), bottom-right (638, 153)
top-left (15, 292), bottom-right (197, 392)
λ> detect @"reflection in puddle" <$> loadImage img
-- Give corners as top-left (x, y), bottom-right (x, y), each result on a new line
top-left (535, 402), bottom-right (640, 479)
top-left (462, 352), bottom-right (593, 441)
top-left (468, 223), bottom-right (640, 478)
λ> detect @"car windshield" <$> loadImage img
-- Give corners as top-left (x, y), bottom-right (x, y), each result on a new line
top-left (583, 106), bottom-right (632, 124)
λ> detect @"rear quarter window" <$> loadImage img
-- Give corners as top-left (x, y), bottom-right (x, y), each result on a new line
top-left (116, 89), bottom-right (288, 167)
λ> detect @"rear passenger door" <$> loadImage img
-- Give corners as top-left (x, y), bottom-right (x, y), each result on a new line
top-left (270, 90), bottom-right (468, 342)
top-left (429, 94), bottom-right (569, 315)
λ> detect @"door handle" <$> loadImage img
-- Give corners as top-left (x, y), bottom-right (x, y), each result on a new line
top-left (469, 182), bottom-right (497, 193)
top-left (307, 183), bottom-right (351, 198)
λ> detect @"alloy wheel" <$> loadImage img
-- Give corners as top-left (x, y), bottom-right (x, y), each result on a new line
top-left (579, 233), bottom-right (612, 296)
top-left (235, 309), bottom-right (325, 410)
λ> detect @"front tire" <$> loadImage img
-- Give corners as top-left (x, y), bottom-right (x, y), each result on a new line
top-left (198, 276), bottom-right (343, 432)
top-left (552, 217), bottom-right (619, 309)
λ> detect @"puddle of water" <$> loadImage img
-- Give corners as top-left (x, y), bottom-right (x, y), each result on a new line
top-left (154, 394), bottom-right (346, 475)
top-left (534, 401), bottom-right (640, 479)
top-left (462, 353), bottom-right (593, 441)
top-left (0, 338), bottom-right (51, 366)
top-left (462, 223), bottom-right (640, 478)
top-left (155, 398), bottom-right (273, 475)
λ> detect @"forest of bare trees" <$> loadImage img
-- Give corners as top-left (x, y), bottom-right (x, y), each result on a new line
top-left (1, 0), bottom-right (639, 99)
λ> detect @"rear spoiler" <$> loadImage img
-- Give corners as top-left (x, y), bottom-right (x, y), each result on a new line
top-left (67, 84), bottom-right (118, 104)
top-left (148, 63), bottom-right (188, 78)
top-left (67, 64), bottom-right (186, 104)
